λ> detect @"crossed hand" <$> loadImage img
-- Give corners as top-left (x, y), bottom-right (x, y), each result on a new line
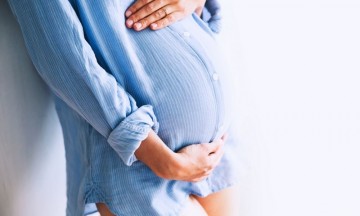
top-left (125, 0), bottom-right (206, 31)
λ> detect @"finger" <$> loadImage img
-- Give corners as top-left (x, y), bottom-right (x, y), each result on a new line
top-left (221, 133), bottom-right (228, 142)
top-left (180, 166), bottom-right (213, 182)
top-left (126, 0), bottom-right (172, 29)
top-left (148, 11), bottom-right (182, 30)
top-left (125, 0), bottom-right (154, 18)
top-left (207, 133), bottom-right (228, 154)
top-left (132, 5), bottom-right (177, 31)
top-left (208, 147), bottom-right (225, 167)
top-left (202, 138), bottom-right (225, 154)
top-left (190, 175), bottom-right (209, 182)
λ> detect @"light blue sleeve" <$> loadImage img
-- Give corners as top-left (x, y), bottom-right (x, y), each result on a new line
top-left (202, 0), bottom-right (222, 33)
top-left (7, 0), bottom-right (159, 166)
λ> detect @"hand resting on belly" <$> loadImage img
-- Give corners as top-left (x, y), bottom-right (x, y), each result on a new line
top-left (124, 0), bottom-right (206, 31)
top-left (126, 0), bottom-right (226, 182)
top-left (135, 130), bottom-right (228, 182)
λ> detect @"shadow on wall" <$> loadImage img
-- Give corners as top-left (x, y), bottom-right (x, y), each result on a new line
top-left (0, 1), bottom-right (66, 216)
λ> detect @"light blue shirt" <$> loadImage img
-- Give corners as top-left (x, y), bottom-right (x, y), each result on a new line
top-left (8, 0), bottom-right (241, 215)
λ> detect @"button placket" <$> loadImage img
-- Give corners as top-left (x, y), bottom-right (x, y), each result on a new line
top-left (167, 25), bottom-right (224, 141)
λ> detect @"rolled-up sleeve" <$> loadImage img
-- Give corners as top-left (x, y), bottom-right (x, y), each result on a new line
top-left (7, 0), bottom-right (159, 166)
top-left (202, 0), bottom-right (222, 33)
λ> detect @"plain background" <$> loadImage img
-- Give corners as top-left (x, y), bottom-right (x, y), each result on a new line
top-left (0, 0), bottom-right (66, 215)
top-left (1, 0), bottom-right (360, 215)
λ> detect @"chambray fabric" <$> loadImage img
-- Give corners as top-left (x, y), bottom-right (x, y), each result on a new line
top-left (8, 0), bottom-right (240, 215)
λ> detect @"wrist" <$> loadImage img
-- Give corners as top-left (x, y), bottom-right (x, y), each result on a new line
top-left (166, 152), bottom-right (191, 180)
top-left (160, 151), bottom-right (181, 179)
top-left (195, 0), bottom-right (206, 16)
top-left (134, 130), bottom-right (179, 178)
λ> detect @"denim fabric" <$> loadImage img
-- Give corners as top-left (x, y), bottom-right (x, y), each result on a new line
top-left (8, 0), bottom-right (240, 215)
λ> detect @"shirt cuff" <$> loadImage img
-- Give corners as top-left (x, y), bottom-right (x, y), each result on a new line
top-left (107, 104), bottom-right (159, 166)
top-left (202, 0), bottom-right (222, 33)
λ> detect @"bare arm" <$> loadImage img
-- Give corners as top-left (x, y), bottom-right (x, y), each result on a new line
top-left (135, 130), bottom-right (227, 182)
top-left (8, 0), bottom-right (225, 182)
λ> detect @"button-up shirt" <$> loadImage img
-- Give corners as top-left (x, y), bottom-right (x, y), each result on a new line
top-left (8, 0), bottom-right (240, 215)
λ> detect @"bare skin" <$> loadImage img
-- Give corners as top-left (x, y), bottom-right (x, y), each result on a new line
top-left (135, 130), bottom-right (227, 182)
top-left (96, 1), bottom-right (239, 214)
top-left (96, 130), bottom-right (228, 215)
top-left (95, 130), bottom-right (239, 216)
top-left (96, 195), bottom-right (208, 216)
top-left (124, 0), bottom-right (206, 31)
top-left (96, 203), bottom-right (115, 216)
top-left (96, 187), bottom-right (240, 216)
top-left (194, 185), bottom-right (240, 216)
top-left (180, 195), bottom-right (208, 216)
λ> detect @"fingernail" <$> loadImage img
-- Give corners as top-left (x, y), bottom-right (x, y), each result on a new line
top-left (125, 10), bottom-right (132, 17)
top-left (150, 23), bottom-right (157, 29)
top-left (134, 22), bottom-right (142, 30)
top-left (126, 19), bottom-right (133, 27)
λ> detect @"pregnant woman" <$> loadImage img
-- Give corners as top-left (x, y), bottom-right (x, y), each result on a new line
top-left (8, 0), bottom-right (240, 215)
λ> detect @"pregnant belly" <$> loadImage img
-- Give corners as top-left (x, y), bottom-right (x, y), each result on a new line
top-left (79, 3), bottom-right (228, 151)
top-left (147, 56), bottom-right (219, 151)
top-left (127, 16), bottom-right (226, 151)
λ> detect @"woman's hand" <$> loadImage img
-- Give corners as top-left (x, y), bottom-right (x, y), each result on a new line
top-left (135, 130), bottom-right (227, 182)
top-left (172, 134), bottom-right (227, 182)
top-left (124, 0), bottom-right (206, 31)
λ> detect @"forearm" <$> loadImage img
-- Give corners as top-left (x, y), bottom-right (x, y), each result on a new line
top-left (134, 130), bottom-right (178, 178)
top-left (135, 129), bottom-right (227, 182)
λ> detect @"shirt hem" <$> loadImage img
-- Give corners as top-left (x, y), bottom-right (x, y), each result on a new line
top-left (83, 183), bottom-right (191, 216)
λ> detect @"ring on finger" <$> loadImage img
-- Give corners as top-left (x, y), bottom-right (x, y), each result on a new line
top-left (162, 7), bottom-right (168, 17)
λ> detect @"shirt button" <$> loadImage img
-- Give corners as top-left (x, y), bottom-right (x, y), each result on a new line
top-left (212, 73), bottom-right (219, 81)
top-left (183, 31), bottom-right (191, 37)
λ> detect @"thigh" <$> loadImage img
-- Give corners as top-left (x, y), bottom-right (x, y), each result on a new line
top-left (193, 184), bottom-right (240, 216)
top-left (180, 195), bottom-right (208, 216)
top-left (96, 203), bottom-right (115, 216)
top-left (97, 196), bottom-right (207, 216)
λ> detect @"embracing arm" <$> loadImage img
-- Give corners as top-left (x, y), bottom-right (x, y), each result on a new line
top-left (8, 0), bottom-right (225, 181)
top-left (136, 130), bottom-right (227, 182)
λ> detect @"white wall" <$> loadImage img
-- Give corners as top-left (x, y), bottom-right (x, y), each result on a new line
top-left (219, 1), bottom-right (360, 216)
top-left (0, 0), bottom-right (66, 215)
top-left (1, 0), bottom-right (360, 215)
